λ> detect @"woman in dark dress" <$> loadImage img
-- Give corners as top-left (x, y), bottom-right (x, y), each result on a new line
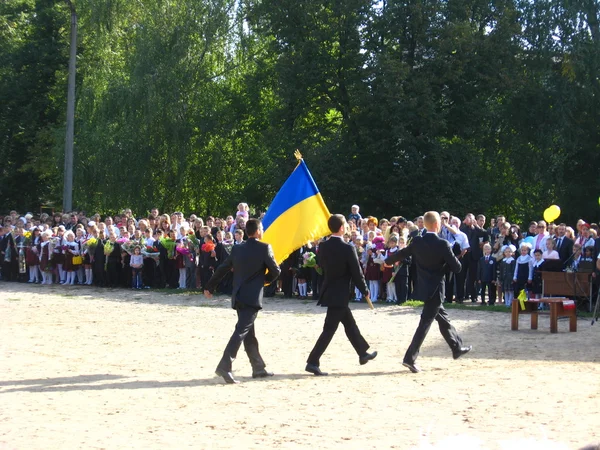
top-left (93, 231), bottom-right (107, 287)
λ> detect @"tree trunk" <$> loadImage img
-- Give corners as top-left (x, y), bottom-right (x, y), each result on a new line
top-left (584, 0), bottom-right (600, 45)
top-left (63, 0), bottom-right (77, 212)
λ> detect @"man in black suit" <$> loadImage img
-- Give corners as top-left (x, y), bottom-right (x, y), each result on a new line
top-left (305, 214), bottom-right (377, 376)
top-left (386, 211), bottom-right (472, 373)
top-left (204, 218), bottom-right (281, 384)
top-left (555, 223), bottom-right (574, 264)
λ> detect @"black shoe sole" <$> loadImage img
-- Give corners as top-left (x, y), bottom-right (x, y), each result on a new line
top-left (402, 362), bottom-right (421, 373)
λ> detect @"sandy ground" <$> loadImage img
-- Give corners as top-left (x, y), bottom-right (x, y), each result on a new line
top-left (1, 283), bottom-right (599, 450)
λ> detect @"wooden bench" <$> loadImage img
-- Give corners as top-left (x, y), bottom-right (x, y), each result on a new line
top-left (511, 297), bottom-right (577, 333)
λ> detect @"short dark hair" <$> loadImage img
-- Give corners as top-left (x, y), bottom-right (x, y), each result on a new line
top-left (328, 214), bottom-right (345, 233)
top-left (533, 248), bottom-right (543, 254)
top-left (246, 218), bottom-right (261, 237)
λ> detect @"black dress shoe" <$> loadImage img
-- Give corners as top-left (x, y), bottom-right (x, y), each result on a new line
top-left (215, 368), bottom-right (239, 384)
top-left (305, 363), bottom-right (328, 376)
top-left (252, 369), bottom-right (274, 378)
top-left (359, 351), bottom-right (378, 365)
top-left (452, 345), bottom-right (472, 360)
top-left (402, 361), bottom-right (421, 373)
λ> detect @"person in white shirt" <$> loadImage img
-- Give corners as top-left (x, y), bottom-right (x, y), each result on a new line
top-left (542, 238), bottom-right (560, 260)
top-left (533, 221), bottom-right (550, 253)
top-left (448, 217), bottom-right (470, 303)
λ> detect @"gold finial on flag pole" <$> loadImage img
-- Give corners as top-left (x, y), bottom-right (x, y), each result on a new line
top-left (294, 149), bottom-right (303, 161)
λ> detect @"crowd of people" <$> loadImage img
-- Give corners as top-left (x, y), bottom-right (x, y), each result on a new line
top-left (1, 204), bottom-right (599, 308)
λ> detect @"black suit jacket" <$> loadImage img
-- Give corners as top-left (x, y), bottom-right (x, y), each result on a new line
top-left (477, 255), bottom-right (496, 283)
top-left (409, 228), bottom-right (425, 239)
top-left (206, 238), bottom-right (281, 310)
top-left (386, 232), bottom-right (461, 303)
top-left (317, 236), bottom-right (368, 307)
top-left (556, 236), bottom-right (574, 264)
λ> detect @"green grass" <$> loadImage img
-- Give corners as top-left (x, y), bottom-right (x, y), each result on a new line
top-left (401, 299), bottom-right (595, 317)
top-left (152, 288), bottom-right (206, 295)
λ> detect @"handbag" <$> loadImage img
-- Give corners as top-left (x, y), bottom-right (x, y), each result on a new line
top-left (72, 255), bottom-right (83, 265)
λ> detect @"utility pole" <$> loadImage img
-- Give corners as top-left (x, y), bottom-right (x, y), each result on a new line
top-left (63, 0), bottom-right (77, 212)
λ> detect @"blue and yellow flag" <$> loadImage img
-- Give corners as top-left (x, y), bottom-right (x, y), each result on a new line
top-left (262, 157), bottom-right (331, 264)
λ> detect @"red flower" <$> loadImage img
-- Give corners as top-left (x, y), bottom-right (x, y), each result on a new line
top-left (201, 242), bottom-right (216, 253)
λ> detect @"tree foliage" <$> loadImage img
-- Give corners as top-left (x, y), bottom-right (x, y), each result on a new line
top-left (1, 0), bottom-right (599, 223)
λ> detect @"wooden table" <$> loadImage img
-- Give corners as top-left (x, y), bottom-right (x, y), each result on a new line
top-left (542, 271), bottom-right (592, 311)
top-left (511, 297), bottom-right (577, 333)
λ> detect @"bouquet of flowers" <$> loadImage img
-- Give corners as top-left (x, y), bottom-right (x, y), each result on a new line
top-left (116, 237), bottom-right (129, 245)
top-left (82, 237), bottom-right (98, 255)
top-left (301, 252), bottom-right (322, 275)
top-left (48, 237), bottom-right (60, 260)
top-left (176, 246), bottom-right (191, 256)
top-left (104, 240), bottom-right (115, 270)
top-left (186, 232), bottom-right (200, 252)
top-left (142, 245), bottom-right (160, 263)
top-left (103, 240), bottom-right (115, 256)
top-left (201, 242), bottom-right (216, 253)
top-left (120, 240), bottom-right (141, 256)
top-left (160, 237), bottom-right (177, 258)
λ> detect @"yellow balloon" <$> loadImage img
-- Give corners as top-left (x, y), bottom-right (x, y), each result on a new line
top-left (543, 204), bottom-right (561, 223)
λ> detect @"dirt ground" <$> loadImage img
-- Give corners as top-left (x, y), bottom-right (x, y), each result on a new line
top-left (1, 283), bottom-right (599, 450)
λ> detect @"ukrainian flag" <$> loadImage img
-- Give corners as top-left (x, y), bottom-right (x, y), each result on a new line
top-left (262, 158), bottom-right (331, 264)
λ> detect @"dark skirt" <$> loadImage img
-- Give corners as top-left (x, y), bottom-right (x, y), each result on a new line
top-left (53, 252), bottom-right (64, 265)
top-left (25, 248), bottom-right (39, 266)
top-left (64, 253), bottom-right (74, 271)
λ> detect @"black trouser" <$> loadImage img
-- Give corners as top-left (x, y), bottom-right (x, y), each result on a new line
top-left (467, 257), bottom-right (479, 301)
top-left (480, 281), bottom-right (496, 304)
top-left (455, 258), bottom-right (468, 302)
top-left (217, 302), bottom-right (265, 373)
top-left (408, 265), bottom-right (417, 298)
top-left (281, 267), bottom-right (294, 297)
top-left (404, 299), bottom-right (462, 365)
top-left (394, 275), bottom-right (409, 304)
top-left (307, 306), bottom-right (369, 366)
top-left (444, 268), bottom-right (454, 303)
top-left (106, 260), bottom-right (120, 287)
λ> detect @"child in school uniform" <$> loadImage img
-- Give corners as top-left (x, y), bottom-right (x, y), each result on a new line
top-left (364, 245), bottom-right (380, 302)
top-left (382, 235), bottom-right (399, 303)
top-left (63, 230), bottom-right (80, 285)
top-left (175, 240), bottom-right (187, 289)
top-left (75, 228), bottom-right (86, 284)
top-left (39, 230), bottom-right (53, 285)
top-left (393, 236), bottom-right (411, 305)
top-left (54, 226), bottom-right (66, 283)
top-left (199, 233), bottom-right (217, 289)
top-left (499, 244), bottom-right (516, 307)
top-left (26, 228), bottom-right (41, 283)
top-left (531, 248), bottom-right (545, 299)
top-left (477, 243), bottom-right (497, 305)
top-left (513, 243), bottom-right (534, 300)
top-left (353, 237), bottom-right (365, 302)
